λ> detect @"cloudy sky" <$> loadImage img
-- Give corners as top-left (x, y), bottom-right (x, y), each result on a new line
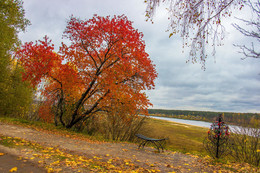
top-left (19, 0), bottom-right (260, 113)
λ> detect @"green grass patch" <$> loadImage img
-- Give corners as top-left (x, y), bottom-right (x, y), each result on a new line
top-left (0, 135), bottom-right (43, 151)
top-left (0, 136), bottom-right (17, 147)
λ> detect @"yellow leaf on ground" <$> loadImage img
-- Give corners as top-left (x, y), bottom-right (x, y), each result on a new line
top-left (47, 167), bottom-right (54, 173)
top-left (0, 153), bottom-right (5, 156)
top-left (41, 150), bottom-right (49, 153)
top-left (55, 168), bottom-right (62, 172)
top-left (107, 165), bottom-right (115, 169)
top-left (9, 167), bottom-right (17, 172)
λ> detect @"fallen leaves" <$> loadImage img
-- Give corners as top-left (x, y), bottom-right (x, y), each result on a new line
top-left (9, 167), bottom-right (17, 172)
top-left (0, 135), bottom-right (162, 172)
top-left (0, 133), bottom-right (259, 173)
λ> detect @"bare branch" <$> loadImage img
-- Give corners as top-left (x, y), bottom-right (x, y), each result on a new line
top-left (144, 0), bottom-right (246, 67)
top-left (81, 40), bottom-right (98, 69)
top-left (234, 43), bottom-right (260, 59)
top-left (232, 0), bottom-right (260, 59)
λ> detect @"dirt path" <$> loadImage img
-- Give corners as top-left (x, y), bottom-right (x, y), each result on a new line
top-left (0, 145), bottom-right (46, 173)
top-left (0, 122), bottom-right (214, 172)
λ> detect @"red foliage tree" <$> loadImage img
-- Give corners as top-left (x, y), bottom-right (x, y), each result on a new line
top-left (16, 15), bottom-right (157, 128)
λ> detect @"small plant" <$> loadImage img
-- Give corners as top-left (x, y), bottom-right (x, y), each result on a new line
top-left (229, 123), bottom-right (260, 167)
top-left (203, 114), bottom-right (230, 159)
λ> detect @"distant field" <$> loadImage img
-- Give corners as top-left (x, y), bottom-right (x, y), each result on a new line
top-left (139, 117), bottom-right (208, 156)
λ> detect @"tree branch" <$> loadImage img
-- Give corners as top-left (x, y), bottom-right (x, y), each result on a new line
top-left (81, 40), bottom-right (98, 69)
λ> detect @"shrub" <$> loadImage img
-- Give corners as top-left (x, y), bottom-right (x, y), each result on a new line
top-left (229, 123), bottom-right (260, 167)
top-left (203, 114), bottom-right (230, 159)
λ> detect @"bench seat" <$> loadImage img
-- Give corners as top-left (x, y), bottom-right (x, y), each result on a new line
top-left (135, 134), bottom-right (168, 152)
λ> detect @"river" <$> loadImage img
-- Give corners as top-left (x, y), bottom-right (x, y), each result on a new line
top-left (149, 116), bottom-right (251, 132)
top-left (150, 116), bottom-right (212, 128)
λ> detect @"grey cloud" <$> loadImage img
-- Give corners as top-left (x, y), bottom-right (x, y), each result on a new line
top-left (19, 0), bottom-right (260, 113)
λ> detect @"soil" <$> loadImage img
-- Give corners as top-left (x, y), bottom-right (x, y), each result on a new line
top-left (0, 122), bottom-right (214, 172)
top-left (0, 146), bottom-right (46, 173)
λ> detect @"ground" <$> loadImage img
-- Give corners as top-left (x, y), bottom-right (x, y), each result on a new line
top-left (0, 122), bottom-right (258, 172)
top-left (0, 146), bottom-right (46, 173)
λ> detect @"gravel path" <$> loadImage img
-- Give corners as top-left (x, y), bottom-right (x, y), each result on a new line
top-left (0, 122), bottom-right (212, 172)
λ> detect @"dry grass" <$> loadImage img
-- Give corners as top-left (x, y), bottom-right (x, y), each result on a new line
top-left (139, 118), bottom-right (209, 155)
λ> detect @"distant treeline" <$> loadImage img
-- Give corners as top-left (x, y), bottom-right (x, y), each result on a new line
top-left (148, 109), bottom-right (260, 127)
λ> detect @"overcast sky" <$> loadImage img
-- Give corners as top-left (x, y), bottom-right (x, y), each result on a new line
top-left (19, 0), bottom-right (260, 113)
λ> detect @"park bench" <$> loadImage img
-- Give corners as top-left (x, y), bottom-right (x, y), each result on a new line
top-left (135, 134), bottom-right (168, 152)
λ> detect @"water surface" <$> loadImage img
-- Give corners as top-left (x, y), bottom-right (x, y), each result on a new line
top-left (150, 116), bottom-right (212, 128)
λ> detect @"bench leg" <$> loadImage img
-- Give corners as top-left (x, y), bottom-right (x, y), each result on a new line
top-left (150, 141), bottom-right (158, 152)
top-left (138, 140), bottom-right (148, 149)
top-left (138, 140), bottom-right (165, 153)
top-left (157, 141), bottom-right (165, 152)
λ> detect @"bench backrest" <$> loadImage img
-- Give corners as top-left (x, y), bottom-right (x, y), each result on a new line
top-left (135, 134), bottom-right (167, 141)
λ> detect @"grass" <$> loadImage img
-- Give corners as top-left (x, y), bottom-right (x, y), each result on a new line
top-left (0, 116), bottom-right (209, 155)
top-left (0, 116), bottom-right (107, 142)
top-left (140, 118), bottom-right (209, 155)
top-left (0, 136), bottom-right (17, 147)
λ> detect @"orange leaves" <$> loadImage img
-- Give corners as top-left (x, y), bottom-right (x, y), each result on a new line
top-left (38, 100), bottom-right (54, 123)
top-left (16, 36), bottom-right (61, 87)
top-left (16, 15), bottom-right (157, 128)
top-left (64, 15), bottom-right (157, 115)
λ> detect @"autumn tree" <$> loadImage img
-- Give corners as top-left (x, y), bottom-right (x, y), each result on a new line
top-left (16, 15), bottom-right (157, 129)
top-left (0, 0), bottom-right (33, 117)
top-left (144, 0), bottom-right (259, 68)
